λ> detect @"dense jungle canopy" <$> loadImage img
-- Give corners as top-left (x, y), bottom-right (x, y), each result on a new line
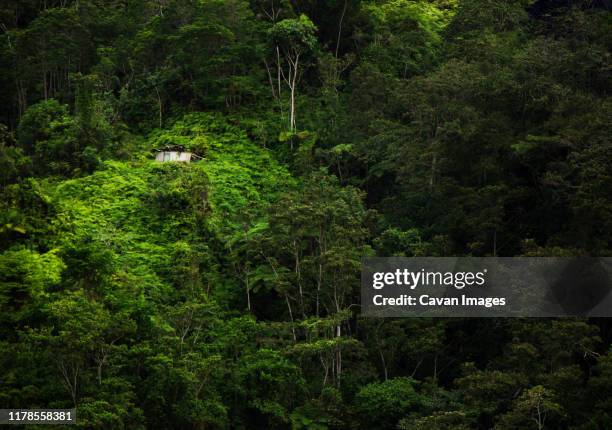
top-left (1, 0), bottom-right (611, 428)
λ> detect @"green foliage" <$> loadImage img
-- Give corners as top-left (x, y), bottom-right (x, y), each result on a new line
top-left (495, 385), bottom-right (565, 430)
top-left (17, 100), bottom-right (71, 153)
top-left (0, 123), bottom-right (30, 185)
top-left (361, 0), bottom-right (451, 77)
top-left (355, 377), bottom-right (423, 429)
top-left (268, 14), bottom-right (318, 54)
top-left (586, 348), bottom-right (612, 425)
top-left (239, 348), bottom-right (306, 426)
top-left (456, 364), bottom-right (527, 418)
top-left (16, 96), bottom-right (123, 177)
top-left (0, 248), bottom-right (64, 328)
top-left (290, 387), bottom-right (346, 430)
top-left (399, 410), bottom-right (472, 430)
top-left (147, 113), bottom-right (294, 238)
top-left (1, 0), bottom-right (611, 428)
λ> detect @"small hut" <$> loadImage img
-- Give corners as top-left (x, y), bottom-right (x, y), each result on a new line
top-left (154, 145), bottom-right (193, 163)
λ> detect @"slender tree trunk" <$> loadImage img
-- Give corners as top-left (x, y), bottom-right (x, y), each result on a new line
top-left (43, 71), bottom-right (48, 100)
top-left (266, 254), bottom-right (296, 341)
top-left (293, 240), bottom-right (305, 318)
top-left (245, 272), bottom-right (251, 311)
top-left (333, 283), bottom-right (342, 387)
top-left (276, 46), bottom-right (283, 120)
top-left (316, 226), bottom-right (324, 317)
top-left (335, 0), bottom-right (348, 58)
top-left (154, 86), bottom-right (162, 128)
top-left (493, 230), bottom-right (497, 256)
top-left (59, 360), bottom-right (79, 406)
top-left (285, 293), bottom-right (297, 342)
top-left (96, 356), bottom-right (104, 385)
top-left (289, 54), bottom-right (300, 133)
top-left (429, 153), bottom-right (437, 191)
top-left (379, 348), bottom-right (388, 381)
top-left (336, 323), bottom-right (342, 387)
top-left (16, 79), bottom-right (26, 119)
top-left (433, 353), bottom-right (438, 383)
top-left (320, 353), bottom-right (329, 386)
top-left (316, 261), bottom-right (322, 317)
top-left (263, 58), bottom-right (277, 100)
top-left (411, 358), bottom-right (424, 377)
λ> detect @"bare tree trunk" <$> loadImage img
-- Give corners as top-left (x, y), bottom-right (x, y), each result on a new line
top-left (316, 261), bottom-right (322, 317)
top-left (59, 360), bottom-right (79, 406)
top-left (411, 358), bottom-right (424, 377)
top-left (285, 293), bottom-right (297, 342)
top-left (266, 253), bottom-right (296, 341)
top-left (289, 54), bottom-right (300, 132)
top-left (287, 62), bottom-right (294, 134)
top-left (335, 0), bottom-right (348, 58)
top-left (263, 58), bottom-right (277, 100)
top-left (276, 46), bottom-right (283, 119)
top-left (316, 226), bottom-right (324, 317)
top-left (43, 71), bottom-right (48, 100)
top-left (246, 273), bottom-right (251, 312)
top-left (293, 240), bottom-right (305, 318)
top-left (493, 230), bottom-right (497, 256)
top-left (336, 323), bottom-right (342, 387)
top-left (535, 401), bottom-right (544, 430)
top-left (379, 348), bottom-right (388, 381)
top-left (16, 79), bottom-right (26, 119)
top-left (96, 355), bottom-right (105, 385)
top-left (154, 86), bottom-right (162, 128)
top-left (429, 153), bottom-right (437, 191)
top-left (320, 353), bottom-right (329, 386)
top-left (333, 280), bottom-right (343, 387)
top-left (433, 353), bottom-right (438, 383)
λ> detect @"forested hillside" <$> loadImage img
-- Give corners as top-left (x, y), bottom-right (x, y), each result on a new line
top-left (1, 0), bottom-right (611, 428)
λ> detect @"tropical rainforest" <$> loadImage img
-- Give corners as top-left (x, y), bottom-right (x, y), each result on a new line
top-left (0, 0), bottom-right (611, 428)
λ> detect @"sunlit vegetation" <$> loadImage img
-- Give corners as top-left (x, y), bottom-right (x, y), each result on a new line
top-left (1, 0), bottom-right (611, 428)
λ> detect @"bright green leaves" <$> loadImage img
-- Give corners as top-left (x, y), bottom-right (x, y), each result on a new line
top-left (267, 14), bottom-right (318, 132)
top-left (148, 113), bottom-right (294, 239)
top-left (0, 112), bottom-right (301, 426)
top-left (0, 0), bottom-right (611, 427)
top-left (50, 160), bottom-right (215, 302)
top-left (0, 248), bottom-right (64, 327)
top-left (355, 377), bottom-right (423, 429)
top-left (268, 14), bottom-right (318, 54)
